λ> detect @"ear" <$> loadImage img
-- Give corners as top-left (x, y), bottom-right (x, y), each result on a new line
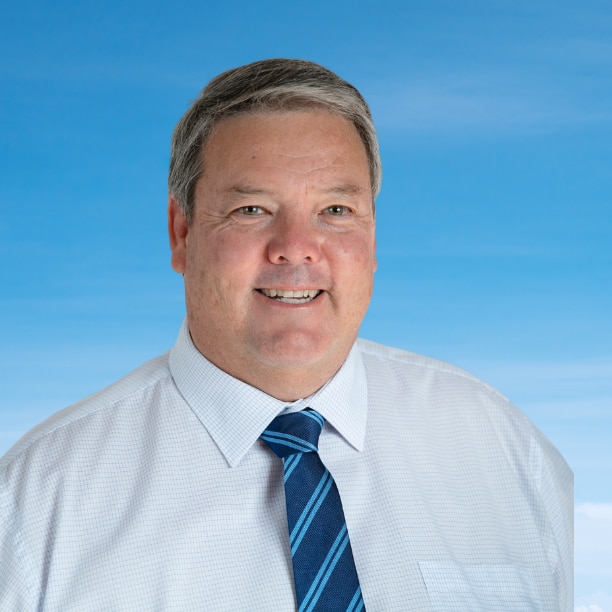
top-left (168, 196), bottom-right (189, 274)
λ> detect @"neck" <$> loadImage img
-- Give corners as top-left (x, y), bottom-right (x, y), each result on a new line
top-left (234, 365), bottom-right (338, 402)
top-left (191, 338), bottom-right (348, 402)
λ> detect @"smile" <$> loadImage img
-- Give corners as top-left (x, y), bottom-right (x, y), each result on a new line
top-left (258, 289), bottom-right (322, 304)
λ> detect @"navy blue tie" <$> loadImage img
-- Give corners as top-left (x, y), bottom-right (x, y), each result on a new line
top-left (261, 409), bottom-right (365, 612)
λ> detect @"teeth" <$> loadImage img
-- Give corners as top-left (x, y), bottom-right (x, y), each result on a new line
top-left (260, 289), bottom-right (321, 303)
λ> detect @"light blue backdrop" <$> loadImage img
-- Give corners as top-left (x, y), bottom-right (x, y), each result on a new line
top-left (1, 1), bottom-right (611, 606)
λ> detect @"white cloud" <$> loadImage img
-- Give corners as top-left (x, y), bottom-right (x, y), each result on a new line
top-left (575, 590), bottom-right (612, 612)
top-left (575, 605), bottom-right (605, 612)
top-left (576, 503), bottom-right (612, 578)
top-left (534, 38), bottom-right (612, 68)
top-left (368, 67), bottom-right (612, 136)
top-left (463, 360), bottom-right (612, 386)
top-left (577, 503), bottom-right (612, 522)
top-left (371, 78), bottom-right (561, 133)
top-left (453, 359), bottom-right (612, 423)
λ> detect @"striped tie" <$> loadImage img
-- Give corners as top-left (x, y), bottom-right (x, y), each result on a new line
top-left (261, 409), bottom-right (365, 612)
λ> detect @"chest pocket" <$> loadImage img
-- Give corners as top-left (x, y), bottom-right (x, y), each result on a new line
top-left (418, 561), bottom-right (543, 612)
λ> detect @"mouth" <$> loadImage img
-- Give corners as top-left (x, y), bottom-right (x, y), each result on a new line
top-left (257, 288), bottom-right (322, 304)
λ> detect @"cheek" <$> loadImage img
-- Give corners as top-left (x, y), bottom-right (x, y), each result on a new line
top-left (334, 232), bottom-right (377, 275)
top-left (187, 233), bottom-right (260, 300)
top-left (328, 232), bottom-right (376, 309)
top-left (215, 232), bottom-right (263, 285)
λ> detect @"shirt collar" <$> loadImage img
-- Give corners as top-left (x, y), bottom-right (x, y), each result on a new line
top-left (169, 319), bottom-right (368, 467)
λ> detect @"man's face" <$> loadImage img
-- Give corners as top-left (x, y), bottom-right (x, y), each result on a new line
top-left (169, 110), bottom-right (377, 399)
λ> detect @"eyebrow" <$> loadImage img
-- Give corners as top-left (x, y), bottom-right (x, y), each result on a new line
top-left (217, 185), bottom-right (271, 206)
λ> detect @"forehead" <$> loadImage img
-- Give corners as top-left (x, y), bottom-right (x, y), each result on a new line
top-left (200, 110), bottom-right (370, 184)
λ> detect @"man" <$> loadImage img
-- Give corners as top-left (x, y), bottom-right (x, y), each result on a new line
top-left (1, 59), bottom-right (572, 610)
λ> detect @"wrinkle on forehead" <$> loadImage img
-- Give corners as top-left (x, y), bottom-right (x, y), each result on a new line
top-left (228, 182), bottom-right (368, 198)
top-left (199, 110), bottom-right (372, 207)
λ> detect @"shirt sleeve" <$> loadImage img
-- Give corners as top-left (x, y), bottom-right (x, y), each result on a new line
top-left (532, 429), bottom-right (574, 611)
top-left (0, 474), bottom-right (36, 610)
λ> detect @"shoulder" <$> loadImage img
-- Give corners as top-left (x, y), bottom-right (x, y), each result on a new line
top-left (356, 337), bottom-right (509, 402)
top-left (356, 337), bottom-right (572, 476)
top-left (0, 352), bottom-right (172, 472)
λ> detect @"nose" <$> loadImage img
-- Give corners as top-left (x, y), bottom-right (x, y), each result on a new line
top-left (267, 215), bottom-right (322, 265)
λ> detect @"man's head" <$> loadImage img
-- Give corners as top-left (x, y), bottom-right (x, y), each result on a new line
top-left (168, 59), bottom-right (380, 400)
top-left (169, 58), bottom-right (381, 224)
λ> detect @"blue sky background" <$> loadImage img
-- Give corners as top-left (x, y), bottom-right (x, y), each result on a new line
top-left (1, 0), bottom-right (611, 606)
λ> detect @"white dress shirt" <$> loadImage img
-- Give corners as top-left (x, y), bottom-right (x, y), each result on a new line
top-left (0, 320), bottom-right (572, 611)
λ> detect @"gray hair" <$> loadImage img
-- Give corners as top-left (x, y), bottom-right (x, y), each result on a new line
top-left (168, 58), bottom-right (381, 223)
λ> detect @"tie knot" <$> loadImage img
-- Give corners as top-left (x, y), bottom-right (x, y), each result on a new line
top-left (261, 408), bottom-right (325, 459)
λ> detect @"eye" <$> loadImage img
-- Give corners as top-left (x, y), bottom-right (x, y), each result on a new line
top-left (325, 205), bottom-right (351, 216)
top-left (238, 205), bottom-right (265, 215)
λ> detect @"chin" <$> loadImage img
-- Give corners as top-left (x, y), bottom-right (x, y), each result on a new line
top-left (255, 332), bottom-right (342, 370)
